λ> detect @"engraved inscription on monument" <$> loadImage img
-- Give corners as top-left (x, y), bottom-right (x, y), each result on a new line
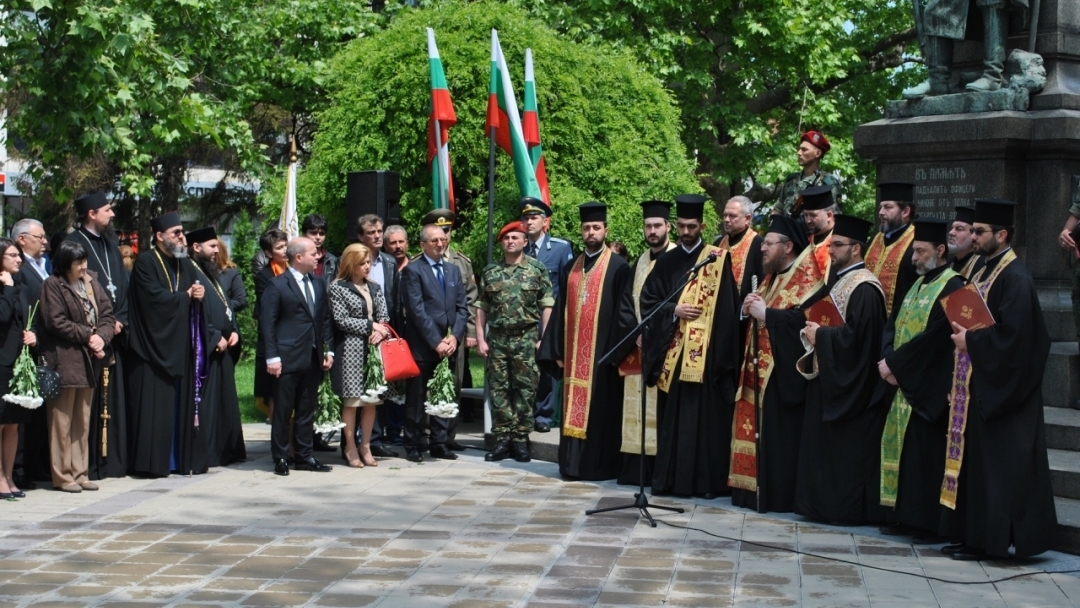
top-left (912, 166), bottom-right (978, 220)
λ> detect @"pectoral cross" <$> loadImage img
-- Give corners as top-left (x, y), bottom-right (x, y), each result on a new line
top-left (106, 280), bottom-right (117, 302)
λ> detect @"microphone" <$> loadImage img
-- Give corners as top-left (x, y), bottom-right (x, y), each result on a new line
top-left (687, 252), bottom-right (718, 276)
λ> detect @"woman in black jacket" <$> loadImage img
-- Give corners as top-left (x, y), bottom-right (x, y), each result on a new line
top-left (0, 238), bottom-right (37, 499)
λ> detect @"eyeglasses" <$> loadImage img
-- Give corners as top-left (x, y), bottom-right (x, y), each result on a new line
top-left (828, 241), bottom-right (853, 249)
top-left (972, 227), bottom-right (998, 236)
top-left (168, 228), bottom-right (184, 237)
top-left (22, 233), bottom-right (47, 241)
top-left (424, 237), bottom-right (448, 244)
top-left (761, 239), bottom-right (788, 248)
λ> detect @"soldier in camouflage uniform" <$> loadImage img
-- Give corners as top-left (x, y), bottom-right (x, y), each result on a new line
top-left (476, 221), bottom-right (555, 462)
top-left (772, 130), bottom-right (843, 217)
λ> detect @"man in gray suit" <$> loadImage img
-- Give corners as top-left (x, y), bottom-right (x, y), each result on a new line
top-left (400, 224), bottom-right (468, 463)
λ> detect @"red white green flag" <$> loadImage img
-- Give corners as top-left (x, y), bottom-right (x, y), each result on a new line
top-left (522, 49), bottom-right (551, 205)
top-left (484, 30), bottom-right (542, 200)
top-left (427, 28), bottom-right (456, 211)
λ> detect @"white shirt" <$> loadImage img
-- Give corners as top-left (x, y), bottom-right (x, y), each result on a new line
top-left (370, 255), bottom-right (386, 288)
top-left (24, 254), bottom-right (48, 280)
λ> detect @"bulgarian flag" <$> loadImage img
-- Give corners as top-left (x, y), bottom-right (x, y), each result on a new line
top-left (427, 28), bottom-right (456, 211)
top-left (522, 49), bottom-right (551, 205)
top-left (484, 30), bottom-right (542, 200)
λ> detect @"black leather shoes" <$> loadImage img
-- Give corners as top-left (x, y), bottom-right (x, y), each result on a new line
top-left (405, 450), bottom-right (424, 462)
top-left (534, 421), bottom-right (550, 433)
top-left (370, 445), bottom-right (400, 458)
top-left (430, 445), bottom-right (458, 460)
top-left (274, 459), bottom-right (290, 476)
top-left (950, 546), bottom-right (987, 561)
top-left (293, 457), bottom-right (332, 472)
top-left (940, 543), bottom-right (965, 556)
top-left (313, 436), bottom-right (336, 452)
top-left (485, 440), bottom-right (511, 462)
top-left (510, 441), bottom-right (530, 463)
top-left (447, 441), bottom-right (466, 452)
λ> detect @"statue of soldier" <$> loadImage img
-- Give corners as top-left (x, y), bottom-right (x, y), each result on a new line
top-left (476, 221), bottom-right (555, 463)
top-left (903, 0), bottom-right (1030, 98)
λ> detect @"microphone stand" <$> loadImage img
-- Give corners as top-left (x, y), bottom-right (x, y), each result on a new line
top-left (586, 263), bottom-right (705, 526)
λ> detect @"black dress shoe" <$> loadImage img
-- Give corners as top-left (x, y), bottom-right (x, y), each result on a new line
top-left (534, 421), bottom-right (551, 433)
top-left (940, 543), bottom-right (965, 556)
top-left (951, 546), bottom-right (987, 561)
top-left (485, 440), bottom-right (511, 462)
top-left (510, 441), bottom-right (530, 463)
top-left (430, 445), bottom-right (459, 460)
top-left (447, 441), bottom-right (466, 452)
top-left (293, 457), bottom-right (332, 472)
top-left (13, 478), bottom-right (36, 491)
top-left (405, 450), bottom-right (424, 463)
top-left (274, 459), bottom-right (290, 476)
top-left (370, 445), bottom-right (400, 458)
top-left (313, 438), bottom-right (337, 452)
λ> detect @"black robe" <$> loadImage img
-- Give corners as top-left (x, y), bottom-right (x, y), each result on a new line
top-left (961, 251), bottom-right (1056, 557)
top-left (538, 250), bottom-right (634, 481)
top-left (127, 250), bottom-right (207, 477)
top-left (66, 228), bottom-right (131, 480)
top-left (714, 230), bottom-right (765, 299)
top-left (950, 251), bottom-right (985, 280)
top-left (220, 267), bottom-right (247, 364)
top-left (191, 266), bottom-right (245, 467)
top-left (640, 242), bottom-right (741, 496)
top-left (795, 266), bottom-right (888, 524)
top-left (876, 264), bottom-right (964, 533)
top-left (731, 264), bottom-right (828, 513)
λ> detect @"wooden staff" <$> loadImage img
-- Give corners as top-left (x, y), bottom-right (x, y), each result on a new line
top-left (100, 367), bottom-right (110, 458)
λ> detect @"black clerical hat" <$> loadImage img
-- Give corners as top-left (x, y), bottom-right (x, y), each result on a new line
top-left (767, 214), bottom-right (809, 253)
top-left (674, 194), bottom-right (707, 221)
top-left (831, 214), bottom-right (871, 243)
top-left (640, 200), bottom-right (672, 220)
top-left (877, 181), bottom-right (915, 203)
top-left (913, 218), bottom-right (949, 245)
top-left (150, 212), bottom-right (182, 234)
top-left (73, 192), bottom-right (109, 215)
top-left (954, 206), bottom-right (975, 226)
top-left (185, 226), bottom-right (217, 245)
top-left (421, 208), bottom-right (456, 229)
top-left (519, 196), bottom-right (552, 217)
top-left (578, 202), bottom-right (607, 223)
top-left (973, 198), bottom-right (1016, 226)
top-left (798, 185), bottom-right (835, 211)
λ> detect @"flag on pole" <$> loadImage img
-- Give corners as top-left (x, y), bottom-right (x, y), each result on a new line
top-left (280, 136), bottom-right (299, 239)
top-left (427, 28), bottom-right (456, 212)
top-left (484, 30), bottom-right (542, 200)
top-left (522, 48), bottom-right (551, 205)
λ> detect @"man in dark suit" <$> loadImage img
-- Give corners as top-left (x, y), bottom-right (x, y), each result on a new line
top-left (356, 214), bottom-right (402, 455)
top-left (400, 224), bottom-right (468, 462)
top-left (11, 218), bottom-right (49, 487)
top-left (262, 237), bottom-right (335, 476)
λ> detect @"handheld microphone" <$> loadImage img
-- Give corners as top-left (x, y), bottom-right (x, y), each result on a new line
top-left (687, 252), bottom-right (718, 276)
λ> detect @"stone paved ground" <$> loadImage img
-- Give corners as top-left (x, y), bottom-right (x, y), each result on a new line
top-left (1, 425), bottom-right (1080, 607)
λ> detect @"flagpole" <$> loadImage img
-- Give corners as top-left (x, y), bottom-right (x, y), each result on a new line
top-left (487, 126), bottom-right (496, 266)
top-left (433, 118), bottom-right (445, 210)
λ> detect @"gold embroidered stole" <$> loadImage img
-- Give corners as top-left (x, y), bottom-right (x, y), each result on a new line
top-left (939, 249), bottom-right (1015, 509)
top-left (728, 245), bottom-right (824, 492)
top-left (878, 268), bottom-right (958, 507)
top-left (720, 231), bottom-right (757, 287)
top-left (812, 231), bottom-right (833, 278)
top-left (657, 247), bottom-right (729, 391)
top-left (796, 268), bottom-right (883, 380)
top-left (562, 248), bottom-right (612, 440)
top-left (865, 225), bottom-right (916, 316)
top-left (621, 244), bottom-right (675, 455)
top-left (957, 254), bottom-right (983, 281)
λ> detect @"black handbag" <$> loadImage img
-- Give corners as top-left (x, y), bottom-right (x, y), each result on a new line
top-left (37, 357), bottom-right (61, 401)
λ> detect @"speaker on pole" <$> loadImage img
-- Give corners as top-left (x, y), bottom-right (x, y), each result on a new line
top-left (345, 170), bottom-right (400, 240)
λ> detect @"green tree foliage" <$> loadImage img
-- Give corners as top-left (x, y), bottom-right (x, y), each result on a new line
top-left (299, 0), bottom-right (703, 262)
top-left (514, 0), bottom-right (920, 219)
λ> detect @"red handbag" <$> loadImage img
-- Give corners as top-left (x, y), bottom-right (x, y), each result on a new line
top-left (379, 325), bottom-right (421, 381)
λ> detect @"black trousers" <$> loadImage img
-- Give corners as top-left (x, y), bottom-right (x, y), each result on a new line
top-left (405, 359), bottom-right (451, 451)
top-left (271, 349), bottom-right (323, 462)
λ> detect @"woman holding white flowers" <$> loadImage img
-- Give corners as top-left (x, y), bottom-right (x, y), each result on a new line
top-left (38, 240), bottom-right (115, 493)
top-left (0, 239), bottom-right (36, 500)
top-left (330, 244), bottom-right (390, 468)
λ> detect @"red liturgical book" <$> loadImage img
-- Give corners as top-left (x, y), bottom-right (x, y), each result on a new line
top-left (804, 296), bottom-right (844, 327)
top-left (941, 283), bottom-right (995, 330)
top-left (618, 346), bottom-right (642, 377)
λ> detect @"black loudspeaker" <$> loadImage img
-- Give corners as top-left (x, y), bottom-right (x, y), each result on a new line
top-left (345, 170), bottom-right (401, 239)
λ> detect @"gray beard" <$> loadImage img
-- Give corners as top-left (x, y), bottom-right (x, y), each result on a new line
top-left (915, 256), bottom-right (940, 276)
top-left (169, 243), bottom-right (188, 258)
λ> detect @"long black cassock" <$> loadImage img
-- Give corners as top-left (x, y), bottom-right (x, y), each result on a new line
top-left (961, 252), bottom-right (1056, 557)
top-left (795, 265), bottom-right (888, 524)
top-left (67, 228), bottom-right (130, 480)
top-left (641, 242), bottom-right (741, 497)
top-left (191, 265), bottom-right (246, 467)
top-left (876, 265), bottom-right (963, 534)
top-left (538, 251), bottom-right (634, 481)
top-left (127, 250), bottom-right (208, 477)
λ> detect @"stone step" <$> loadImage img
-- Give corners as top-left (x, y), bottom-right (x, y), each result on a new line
top-left (1043, 342), bottom-right (1079, 408)
top-left (1054, 496), bottom-right (1080, 555)
top-left (1046, 406), bottom-right (1080, 450)
top-left (1050, 448), bottom-right (1080, 500)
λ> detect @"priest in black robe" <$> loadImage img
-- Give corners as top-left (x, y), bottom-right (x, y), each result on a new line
top-left (641, 194), bottom-right (741, 498)
top-left (875, 219), bottom-right (965, 544)
top-left (795, 214), bottom-right (888, 524)
top-left (713, 196), bottom-right (764, 299)
top-left (66, 192), bottom-right (131, 480)
top-left (127, 212), bottom-right (209, 477)
top-left (732, 215), bottom-right (825, 513)
top-left (188, 227), bottom-right (246, 467)
top-left (948, 206), bottom-right (985, 280)
top-left (538, 202), bottom-right (634, 481)
top-left (947, 199), bottom-right (1055, 560)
